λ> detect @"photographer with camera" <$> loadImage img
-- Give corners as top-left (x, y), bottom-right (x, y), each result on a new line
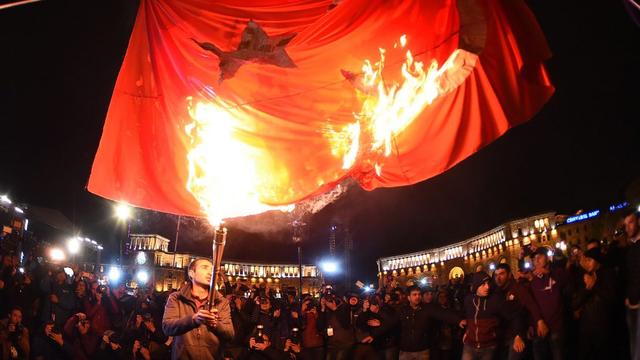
top-left (126, 310), bottom-right (168, 356)
top-left (250, 292), bottom-right (292, 350)
top-left (31, 320), bottom-right (72, 360)
top-left (226, 290), bottom-right (253, 359)
top-left (83, 281), bottom-right (119, 335)
top-left (162, 258), bottom-right (234, 360)
top-left (299, 295), bottom-right (324, 360)
top-left (0, 307), bottom-right (29, 359)
top-left (318, 285), bottom-right (355, 360)
top-left (63, 312), bottom-right (100, 359)
top-left (238, 330), bottom-right (289, 360)
top-left (283, 327), bottom-right (302, 359)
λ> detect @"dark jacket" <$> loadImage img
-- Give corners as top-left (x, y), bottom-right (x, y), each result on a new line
top-left (495, 277), bottom-right (543, 339)
top-left (318, 300), bottom-right (355, 350)
top-left (626, 241), bottom-right (640, 304)
top-left (529, 267), bottom-right (568, 332)
top-left (398, 302), bottom-right (461, 352)
top-left (356, 306), bottom-right (399, 350)
top-left (572, 267), bottom-right (617, 336)
top-left (463, 293), bottom-right (522, 349)
top-left (463, 272), bottom-right (523, 349)
top-left (63, 315), bottom-right (100, 360)
top-left (0, 319), bottom-right (29, 360)
top-left (162, 284), bottom-right (234, 360)
top-left (30, 331), bottom-right (73, 360)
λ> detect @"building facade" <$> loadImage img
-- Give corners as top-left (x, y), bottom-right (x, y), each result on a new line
top-left (377, 202), bottom-right (632, 287)
top-left (106, 234), bottom-right (324, 294)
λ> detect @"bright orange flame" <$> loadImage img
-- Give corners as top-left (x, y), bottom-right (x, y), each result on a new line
top-left (185, 97), bottom-right (292, 224)
top-left (329, 35), bottom-right (478, 175)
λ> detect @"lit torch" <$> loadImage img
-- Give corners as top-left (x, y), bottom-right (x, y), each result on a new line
top-left (208, 224), bottom-right (227, 310)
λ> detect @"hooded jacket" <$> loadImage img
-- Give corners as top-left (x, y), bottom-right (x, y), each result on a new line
top-left (162, 283), bottom-right (234, 360)
top-left (463, 272), bottom-right (523, 349)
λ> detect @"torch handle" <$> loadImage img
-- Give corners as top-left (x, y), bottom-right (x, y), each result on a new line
top-left (209, 226), bottom-right (227, 311)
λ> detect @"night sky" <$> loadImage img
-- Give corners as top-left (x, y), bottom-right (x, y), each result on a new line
top-left (1, 0), bottom-right (639, 285)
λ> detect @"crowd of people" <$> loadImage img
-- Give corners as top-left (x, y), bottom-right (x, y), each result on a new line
top-left (0, 210), bottom-right (637, 360)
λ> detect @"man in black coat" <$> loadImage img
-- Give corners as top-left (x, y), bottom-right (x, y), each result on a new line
top-left (572, 247), bottom-right (617, 360)
top-left (397, 285), bottom-right (464, 360)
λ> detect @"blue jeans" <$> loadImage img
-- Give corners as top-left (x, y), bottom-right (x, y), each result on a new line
top-left (532, 330), bottom-right (565, 360)
top-left (461, 345), bottom-right (496, 360)
top-left (628, 308), bottom-right (640, 360)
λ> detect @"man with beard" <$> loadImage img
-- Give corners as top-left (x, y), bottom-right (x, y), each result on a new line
top-left (162, 258), bottom-right (234, 359)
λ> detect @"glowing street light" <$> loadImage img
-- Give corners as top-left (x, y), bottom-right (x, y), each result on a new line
top-left (320, 260), bottom-right (339, 274)
top-left (67, 237), bottom-right (81, 255)
top-left (114, 202), bottom-right (132, 221)
top-left (0, 195), bottom-right (11, 204)
top-left (136, 270), bottom-right (149, 284)
top-left (108, 267), bottom-right (122, 283)
top-left (49, 248), bottom-right (66, 262)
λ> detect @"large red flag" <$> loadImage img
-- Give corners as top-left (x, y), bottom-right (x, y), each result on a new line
top-left (88, 0), bottom-right (553, 220)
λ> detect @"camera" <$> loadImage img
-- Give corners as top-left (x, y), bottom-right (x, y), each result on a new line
top-left (290, 327), bottom-right (300, 345)
top-left (97, 285), bottom-right (108, 294)
top-left (322, 285), bottom-right (336, 302)
top-left (79, 319), bottom-right (90, 326)
top-left (253, 324), bottom-right (265, 345)
top-left (614, 227), bottom-right (625, 238)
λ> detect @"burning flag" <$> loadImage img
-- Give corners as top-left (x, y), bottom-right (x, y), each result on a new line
top-left (88, 0), bottom-right (553, 220)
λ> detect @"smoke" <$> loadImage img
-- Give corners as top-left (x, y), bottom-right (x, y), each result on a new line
top-left (224, 178), bottom-right (356, 234)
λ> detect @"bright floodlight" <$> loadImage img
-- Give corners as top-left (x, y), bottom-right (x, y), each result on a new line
top-left (49, 248), bottom-right (66, 262)
top-left (136, 252), bottom-right (147, 265)
top-left (420, 278), bottom-right (427, 285)
top-left (320, 260), bottom-right (339, 274)
top-left (136, 270), bottom-right (149, 284)
top-left (489, 263), bottom-right (496, 270)
top-left (547, 249), bottom-right (554, 257)
top-left (0, 195), bottom-right (11, 204)
top-left (14, 207), bottom-right (23, 214)
top-left (115, 202), bottom-right (132, 220)
top-left (108, 267), bottom-right (122, 282)
top-left (67, 237), bottom-right (81, 254)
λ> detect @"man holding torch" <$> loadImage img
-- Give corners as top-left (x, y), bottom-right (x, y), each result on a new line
top-left (162, 258), bottom-right (234, 359)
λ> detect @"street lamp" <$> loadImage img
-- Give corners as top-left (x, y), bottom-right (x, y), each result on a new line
top-left (320, 260), bottom-right (339, 274)
top-left (136, 269), bottom-right (149, 285)
top-left (114, 202), bottom-right (133, 264)
top-left (292, 220), bottom-right (305, 302)
top-left (49, 247), bottom-right (66, 262)
top-left (67, 237), bottom-right (81, 255)
top-left (108, 266), bottom-right (122, 283)
top-left (115, 202), bottom-right (132, 221)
